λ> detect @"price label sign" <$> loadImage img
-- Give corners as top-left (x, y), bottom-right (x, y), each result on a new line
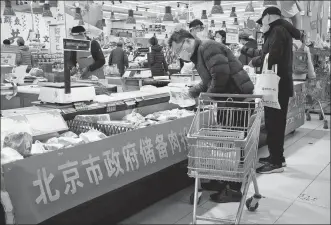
top-left (106, 103), bottom-right (117, 113)
top-left (1, 52), bottom-right (16, 66)
top-left (226, 28), bottom-right (239, 44)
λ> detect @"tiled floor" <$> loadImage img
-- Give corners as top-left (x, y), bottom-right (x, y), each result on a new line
top-left (121, 114), bottom-right (330, 224)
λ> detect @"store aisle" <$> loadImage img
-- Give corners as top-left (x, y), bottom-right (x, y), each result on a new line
top-left (120, 114), bottom-right (330, 224)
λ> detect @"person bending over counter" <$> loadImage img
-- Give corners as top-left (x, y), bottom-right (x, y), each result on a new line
top-left (68, 26), bottom-right (105, 79)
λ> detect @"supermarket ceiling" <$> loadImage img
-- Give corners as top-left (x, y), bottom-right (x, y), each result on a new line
top-left (1, 1), bottom-right (265, 22)
top-left (100, 1), bottom-right (265, 22)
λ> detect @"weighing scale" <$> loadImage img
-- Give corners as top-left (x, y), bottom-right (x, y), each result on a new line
top-left (38, 38), bottom-right (96, 104)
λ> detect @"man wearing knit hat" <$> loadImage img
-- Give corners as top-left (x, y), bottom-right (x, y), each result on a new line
top-left (240, 6), bottom-right (304, 174)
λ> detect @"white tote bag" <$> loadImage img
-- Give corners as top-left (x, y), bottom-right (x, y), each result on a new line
top-left (254, 53), bottom-right (281, 109)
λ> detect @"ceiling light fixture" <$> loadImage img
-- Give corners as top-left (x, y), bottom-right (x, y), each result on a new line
top-left (126, 9), bottom-right (136, 24)
top-left (245, 1), bottom-right (254, 13)
top-left (210, 19), bottom-right (215, 27)
top-left (211, 0), bottom-right (224, 17)
top-left (42, 2), bottom-right (53, 18)
top-left (3, 0), bottom-right (16, 16)
top-left (163, 6), bottom-right (174, 23)
top-left (230, 7), bottom-right (237, 17)
top-left (233, 18), bottom-right (239, 25)
top-left (74, 7), bottom-right (83, 20)
top-left (201, 10), bottom-right (207, 20)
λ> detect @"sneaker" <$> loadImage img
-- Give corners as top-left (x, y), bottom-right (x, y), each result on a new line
top-left (259, 156), bottom-right (287, 167)
top-left (256, 163), bottom-right (284, 174)
top-left (209, 187), bottom-right (243, 203)
top-left (201, 180), bottom-right (227, 192)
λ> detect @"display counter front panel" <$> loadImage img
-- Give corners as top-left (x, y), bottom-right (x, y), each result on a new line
top-left (3, 116), bottom-right (192, 224)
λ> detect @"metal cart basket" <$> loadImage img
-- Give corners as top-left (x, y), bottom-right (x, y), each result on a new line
top-left (187, 93), bottom-right (263, 224)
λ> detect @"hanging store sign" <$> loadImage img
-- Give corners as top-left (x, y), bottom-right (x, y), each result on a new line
top-left (2, 116), bottom-right (192, 224)
top-left (226, 28), bottom-right (239, 44)
top-left (49, 24), bottom-right (65, 54)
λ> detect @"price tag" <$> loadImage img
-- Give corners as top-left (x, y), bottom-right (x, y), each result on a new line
top-left (74, 102), bottom-right (88, 111)
top-left (1, 52), bottom-right (16, 66)
top-left (226, 28), bottom-right (239, 44)
top-left (125, 100), bottom-right (136, 107)
top-left (106, 103), bottom-right (117, 113)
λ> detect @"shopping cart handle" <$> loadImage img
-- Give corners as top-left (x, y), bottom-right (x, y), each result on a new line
top-left (199, 93), bottom-right (263, 100)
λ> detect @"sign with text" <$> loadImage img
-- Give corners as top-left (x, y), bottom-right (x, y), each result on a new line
top-left (2, 116), bottom-right (193, 224)
top-left (226, 28), bottom-right (239, 44)
top-left (49, 24), bottom-right (65, 54)
top-left (63, 38), bottom-right (91, 52)
top-left (0, 52), bottom-right (16, 66)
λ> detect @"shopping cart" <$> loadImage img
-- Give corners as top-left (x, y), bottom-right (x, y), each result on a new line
top-left (187, 93), bottom-right (263, 225)
top-left (305, 57), bottom-right (330, 129)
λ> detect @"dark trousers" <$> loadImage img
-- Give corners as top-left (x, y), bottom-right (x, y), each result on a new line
top-left (264, 94), bottom-right (290, 165)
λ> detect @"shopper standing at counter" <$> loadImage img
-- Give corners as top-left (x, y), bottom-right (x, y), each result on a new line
top-left (168, 29), bottom-right (254, 203)
top-left (238, 32), bottom-right (257, 65)
top-left (15, 37), bottom-right (34, 73)
top-left (147, 37), bottom-right (168, 77)
top-left (69, 26), bottom-right (106, 79)
top-left (109, 42), bottom-right (128, 76)
top-left (241, 7), bottom-right (304, 174)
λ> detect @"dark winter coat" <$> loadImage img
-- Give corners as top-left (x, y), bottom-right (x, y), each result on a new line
top-left (189, 39), bottom-right (254, 98)
top-left (240, 19), bottom-right (303, 97)
top-left (15, 45), bottom-right (34, 72)
top-left (238, 38), bottom-right (258, 65)
top-left (147, 45), bottom-right (168, 77)
top-left (109, 47), bottom-right (128, 76)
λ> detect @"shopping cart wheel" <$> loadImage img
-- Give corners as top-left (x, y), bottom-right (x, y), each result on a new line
top-left (189, 191), bottom-right (202, 205)
top-left (323, 120), bottom-right (329, 129)
top-left (306, 112), bottom-right (311, 121)
top-left (319, 113), bottom-right (324, 120)
top-left (245, 197), bottom-right (259, 212)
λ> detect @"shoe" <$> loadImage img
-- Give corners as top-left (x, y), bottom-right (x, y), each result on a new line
top-left (256, 163), bottom-right (284, 174)
top-left (259, 156), bottom-right (287, 167)
top-left (201, 180), bottom-right (226, 192)
top-left (210, 187), bottom-right (243, 203)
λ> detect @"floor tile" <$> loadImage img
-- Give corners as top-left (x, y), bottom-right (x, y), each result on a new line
top-left (200, 194), bottom-right (293, 224)
top-left (317, 164), bottom-right (330, 181)
top-left (301, 114), bottom-right (329, 130)
top-left (297, 178), bottom-right (330, 209)
top-left (275, 200), bottom-right (330, 224)
top-left (175, 207), bottom-right (216, 224)
top-left (121, 198), bottom-right (193, 224)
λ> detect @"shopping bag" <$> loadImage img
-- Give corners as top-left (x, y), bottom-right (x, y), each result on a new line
top-left (254, 53), bottom-right (281, 109)
top-left (109, 64), bottom-right (120, 75)
top-left (293, 43), bottom-right (308, 75)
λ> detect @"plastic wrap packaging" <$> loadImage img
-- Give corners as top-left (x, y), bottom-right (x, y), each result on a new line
top-left (2, 132), bottom-right (32, 157)
top-left (168, 86), bottom-right (196, 108)
top-left (180, 62), bottom-right (195, 74)
top-left (60, 131), bottom-right (78, 138)
top-left (31, 141), bottom-right (46, 155)
top-left (74, 114), bottom-right (111, 123)
top-left (1, 147), bottom-right (24, 165)
top-left (122, 110), bottom-right (145, 126)
top-left (79, 129), bottom-right (107, 143)
top-left (29, 68), bottom-right (44, 77)
top-left (43, 143), bottom-right (65, 151)
top-left (57, 137), bottom-right (85, 147)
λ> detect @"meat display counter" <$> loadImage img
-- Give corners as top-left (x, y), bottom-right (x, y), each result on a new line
top-left (0, 81), bottom-right (306, 225)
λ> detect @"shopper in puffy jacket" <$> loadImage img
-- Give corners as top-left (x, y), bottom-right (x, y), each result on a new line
top-left (148, 37), bottom-right (168, 77)
top-left (238, 32), bottom-right (257, 65)
top-left (168, 29), bottom-right (254, 98)
top-left (240, 7), bottom-right (304, 174)
top-left (168, 29), bottom-right (254, 203)
top-left (15, 37), bottom-right (34, 73)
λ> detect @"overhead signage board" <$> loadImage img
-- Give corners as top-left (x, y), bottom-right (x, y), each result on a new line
top-left (63, 38), bottom-right (91, 52)
top-left (226, 28), bottom-right (239, 44)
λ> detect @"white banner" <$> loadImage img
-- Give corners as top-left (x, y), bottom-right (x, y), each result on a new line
top-left (49, 24), bottom-right (65, 54)
top-left (226, 28), bottom-right (239, 44)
